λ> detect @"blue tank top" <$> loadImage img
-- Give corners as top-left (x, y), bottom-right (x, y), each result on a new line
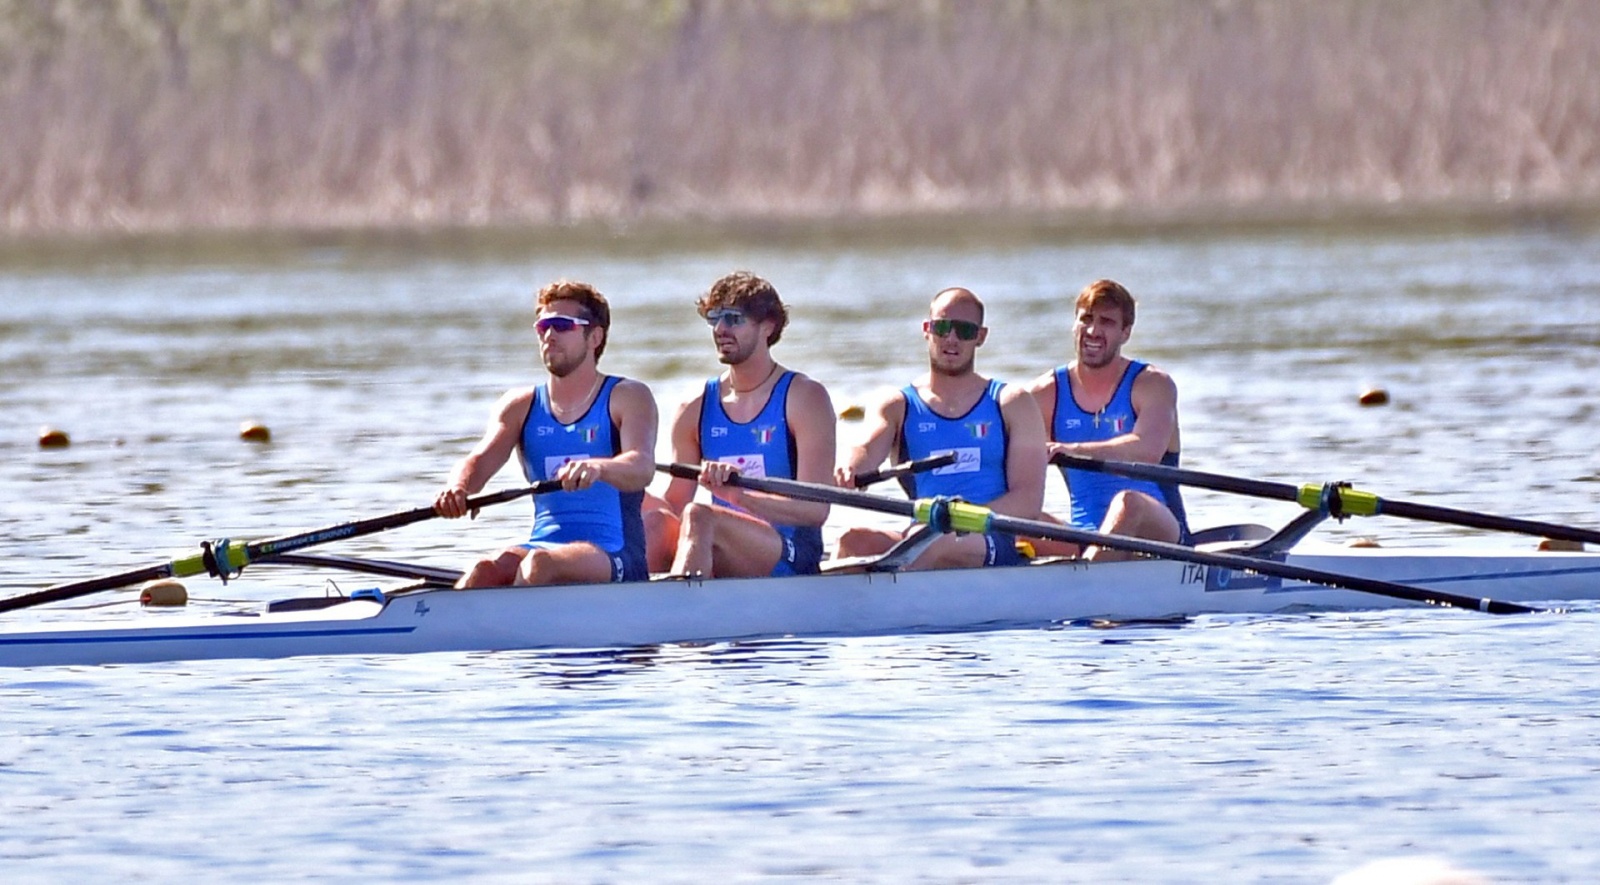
top-left (698, 371), bottom-right (824, 565)
top-left (519, 376), bottom-right (646, 556)
top-left (1052, 361), bottom-right (1190, 534)
top-left (896, 379), bottom-right (1010, 505)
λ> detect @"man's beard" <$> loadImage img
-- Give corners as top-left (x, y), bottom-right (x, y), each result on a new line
top-left (544, 347), bottom-right (585, 377)
top-left (717, 336), bottom-right (756, 366)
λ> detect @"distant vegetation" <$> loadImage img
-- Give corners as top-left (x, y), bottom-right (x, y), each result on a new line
top-left (2, 0), bottom-right (1597, 236)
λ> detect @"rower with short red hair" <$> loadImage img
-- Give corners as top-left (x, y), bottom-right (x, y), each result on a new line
top-left (1025, 279), bottom-right (1190, 561)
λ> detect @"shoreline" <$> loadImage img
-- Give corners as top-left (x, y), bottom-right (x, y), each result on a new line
top-left (4, 197), bottom-right (1598, 269)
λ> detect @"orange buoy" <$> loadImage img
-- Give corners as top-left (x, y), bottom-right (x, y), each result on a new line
top-left (1538, 538), bottom-right (1584, 552)
top-left (239, 422), bottom-right (272, 443)
top-left (1357, 388), bottom-right (1390, 407)
top-left (139, 579), bottom-right (189, 607)
top-left (839, 404), bottom-right (866, 421)
top-left (38, 426), bottom-right (71, 448)
top-left (1346, 537), bottom-right (1382, 548)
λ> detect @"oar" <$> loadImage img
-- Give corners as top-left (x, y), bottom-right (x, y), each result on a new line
top-left (850, 452), bottom-right (957, 488)
top-left (254, 553), bottom-right (465, 584)
top-left (655, 463), bottom-right (1538, 615)
top-left (0, 482), bottom-right (559, 614)
top-left (1053, 454), bottom-right (1600, 547)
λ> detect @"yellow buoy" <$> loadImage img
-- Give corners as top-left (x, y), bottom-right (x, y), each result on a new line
top-left (239, 422), bottom-right (272, 443)
top-left (139, 579), bottom-right (189, 607)
top-left (38, 426), bottom-right (71, 448)
top-left (839, 404), bottom-right (866, 421)
top-left (1357, 388), bottom-right (1390, 407)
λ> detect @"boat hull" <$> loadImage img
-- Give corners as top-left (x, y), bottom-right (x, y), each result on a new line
top-left (2, 544), bottom-right (1597, 667)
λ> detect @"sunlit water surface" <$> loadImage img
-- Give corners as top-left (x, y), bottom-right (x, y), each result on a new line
top-left (2, 220), bottom-right (1599, 881)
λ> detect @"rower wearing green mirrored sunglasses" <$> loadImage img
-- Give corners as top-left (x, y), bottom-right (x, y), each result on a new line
top-left (835, 287), bottom-right (1048, 572)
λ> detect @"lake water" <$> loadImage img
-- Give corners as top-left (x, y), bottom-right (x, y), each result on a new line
top-left (2, 218), bottom-right (1599, 881)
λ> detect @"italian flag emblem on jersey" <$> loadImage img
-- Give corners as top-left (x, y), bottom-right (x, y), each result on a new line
top-left (581, 425), bottom-right (599, 444)
top-left (754, 425), bottom-right (778, 445)
top-left (966, 421), bottom-right (992, 439)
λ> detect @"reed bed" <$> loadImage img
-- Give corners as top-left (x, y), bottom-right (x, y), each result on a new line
top-left (2, 0), bottom-right (1597, 236)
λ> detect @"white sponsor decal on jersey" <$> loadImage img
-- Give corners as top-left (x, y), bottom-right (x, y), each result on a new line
top-left (931, 447), bottom-right (982, 475)
top-left (723, 453), bottom-right (768, 478)
top-left (543, 454), bottom-right (580, 480)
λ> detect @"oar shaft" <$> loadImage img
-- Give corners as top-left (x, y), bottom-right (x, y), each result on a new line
top-left (0, 564), bottom-right (175, 614)
top-left (979, 511), bottom-right (1532, 615)
top-left (2, 482), bottom-right (559, 614)
top-left (1376, 498), bottom-right (1600, 547)
top-left (658, 463), bottom-right (1537, 615)
top-left (1054, 454), bottom-right (1600, 547)
top-left (1054, 453), bottom-right (1300, 501)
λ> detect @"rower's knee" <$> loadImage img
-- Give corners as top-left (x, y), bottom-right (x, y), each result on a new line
top-left (1101, 491), bottom-right (1178, 543)
top-left (678, 501), bottom-right (716, 538)
top-left (837, 527), bottom-right (895, 559)
top-left (517, 547), bottom-right (559, 585)
top-left (458, 557), bottom-right (511, 588)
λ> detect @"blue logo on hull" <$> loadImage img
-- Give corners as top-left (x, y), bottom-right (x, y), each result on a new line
top-left (1204, 562), bottom-right (1285, 593)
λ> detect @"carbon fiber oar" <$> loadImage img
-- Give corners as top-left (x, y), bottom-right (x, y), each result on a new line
top-left (657, 463), bottom-right (1539, 615)
top-left (1053, 454), bottom-right (1600, 547)
top-left (1, 482), bottom-right (560, 614)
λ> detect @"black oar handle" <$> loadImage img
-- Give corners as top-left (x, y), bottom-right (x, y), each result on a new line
top-left (853, 453), bottom-right (958, 488)
top-left (241, 481), bottom-right (561, 563)
top-left (1054, 453), bottom-right (1600, 547)
top-left (664, 454), bottom-right (956, 490)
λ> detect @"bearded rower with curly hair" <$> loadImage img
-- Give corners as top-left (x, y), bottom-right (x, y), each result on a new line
top-left (662, 271), bottom-right (837, 578)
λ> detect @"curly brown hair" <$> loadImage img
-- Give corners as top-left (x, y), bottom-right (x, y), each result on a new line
top-left (696, 271), bottom-right (788, 346)
top-left (536, 279), bottom-right (611, 360)
top-left (1074, 279), bottom-right (1136, 328)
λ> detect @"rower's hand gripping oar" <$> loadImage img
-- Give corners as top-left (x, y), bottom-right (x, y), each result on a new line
top-left (656, 463), bottom-right (1539, 615)
top-left (0, 482), bottom-right (561, 614)
top-left (1053, 453), bottom-right (1600, 548)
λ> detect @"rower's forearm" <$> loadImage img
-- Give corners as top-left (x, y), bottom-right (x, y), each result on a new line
top-left (741, 491), bottom-right (830, 528)
top-left (1054, 436), bottom-right (1165, 465)
top-left (598, 453), bottom-right (655, 492)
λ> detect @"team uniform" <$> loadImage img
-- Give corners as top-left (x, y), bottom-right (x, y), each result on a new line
top-left (896, 379), bottom-right (1025, 566)
top-left (698, 371), bottom-right (824, 576)
top-left (518, 376), bottom-right (648, 581)
top-left (1051, 361), bottom-right (1191, 541)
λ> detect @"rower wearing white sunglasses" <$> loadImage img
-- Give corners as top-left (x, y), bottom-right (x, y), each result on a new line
top-left (434, 280), bottom-right (659, 587)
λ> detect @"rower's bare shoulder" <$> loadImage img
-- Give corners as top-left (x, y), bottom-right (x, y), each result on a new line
top-left (1133, 364), bottom-right (1178, 396)
top-left (786, 372), bottom-right (836, 415)
top-left (492, 386), bottom-right (537, 417)
top-left (609, 377), bottom-right (658, 407)
top-left (1021, 368), bottom-right (1059, 397)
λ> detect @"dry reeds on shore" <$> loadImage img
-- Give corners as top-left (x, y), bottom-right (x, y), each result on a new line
top-left (2, 0), bottom-right (1597, 236)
